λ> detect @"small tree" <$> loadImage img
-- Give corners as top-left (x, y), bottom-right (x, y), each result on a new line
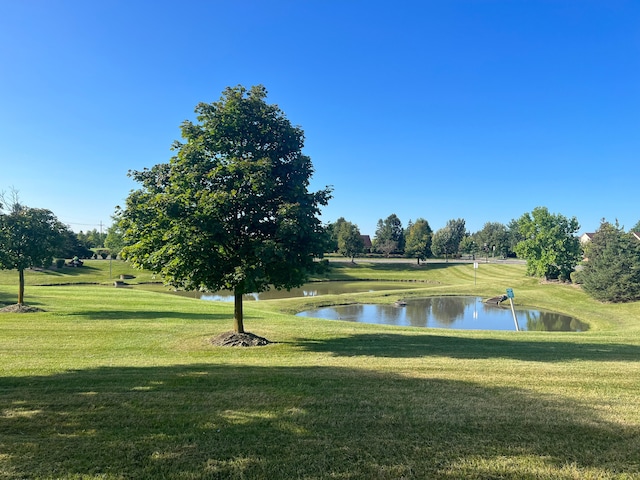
top-left (325, 217), bottom-right (348, 253)
top-left (0, 193), bottom-right (67, 305)
top-left (404, 218), bottom-right (432, 264)
top-left (431, 228), bottom-right (452, 261)
top-left (120, 85), bottom-right (331, 335)
top-left (336, 221), bottom-right (364, 263)
top-left (514, 206), bottom-right (581, 281)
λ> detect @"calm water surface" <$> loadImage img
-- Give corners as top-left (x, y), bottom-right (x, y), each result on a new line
top-left (199, 281), bottom-right (419, 302)
top-left (296, 296), bottom-right (588, 332)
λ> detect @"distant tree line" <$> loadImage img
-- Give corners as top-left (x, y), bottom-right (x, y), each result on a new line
top-left (326, 208), bottom-right (640, 302)
top-left (325, 213), bottom-right (523, 263)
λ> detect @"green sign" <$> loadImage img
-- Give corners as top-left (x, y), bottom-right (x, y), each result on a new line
top-left (506, 288), bottom-right (514, 299)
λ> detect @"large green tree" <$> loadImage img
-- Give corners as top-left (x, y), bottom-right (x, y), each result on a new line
top-left (579, 220), bottom-right (640, 302)
top-left (0, 194), bottom-right (67, 305)
top-left (336, 220), bottom-right (364, 262)
top-left (120, 85), bottom-right (332, 334)
top-left (404, 218), bottom-right (432, 264)
top-left (514, 206), bottom-right (581, 281)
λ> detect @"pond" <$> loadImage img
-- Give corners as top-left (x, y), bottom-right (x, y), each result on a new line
top-left (296, 296), bottom-right (588, 332)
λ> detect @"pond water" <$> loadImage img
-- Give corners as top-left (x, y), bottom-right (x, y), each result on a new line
top-left (296, 296), bottom-right (588, 332)
top-left (197, 281), bottom-right (420, 302)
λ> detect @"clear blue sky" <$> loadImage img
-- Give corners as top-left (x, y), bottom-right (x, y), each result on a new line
top-left (1, 1), bottom-right (638, 236)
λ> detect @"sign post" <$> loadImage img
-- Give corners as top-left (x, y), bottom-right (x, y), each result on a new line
top-left (474, 262), bottom-right (478, 285)
top-left (506, 288), bottom-right (520, 331)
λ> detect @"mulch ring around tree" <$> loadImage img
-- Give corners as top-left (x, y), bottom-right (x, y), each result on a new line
top-left (210, 331), bottom-right (272, 347)
top-left (0, 304), bottom-right (45, 313)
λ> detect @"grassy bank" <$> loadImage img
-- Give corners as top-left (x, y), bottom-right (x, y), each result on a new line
top-left (1, 260), bottom-right (639, 479)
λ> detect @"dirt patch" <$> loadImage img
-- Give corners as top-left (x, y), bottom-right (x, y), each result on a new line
top-left (0, 304), bottom-right (45, 313)
top-left (209, 331), bottom-right (272, 347)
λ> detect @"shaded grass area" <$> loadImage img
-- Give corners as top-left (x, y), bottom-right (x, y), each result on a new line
top-left (295, 331), bottom-right (640, 362)
top-left (1, 261), bottom-right (640, 478)
top-left (2, 363), bottom-right (638, 479)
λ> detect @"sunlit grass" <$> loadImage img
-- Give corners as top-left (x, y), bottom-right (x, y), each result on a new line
top-left (1, 260), bottom-right (639, 478)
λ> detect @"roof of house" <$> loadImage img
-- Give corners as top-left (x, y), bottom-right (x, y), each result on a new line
top-left (580, 232), bottom-right (595, 242)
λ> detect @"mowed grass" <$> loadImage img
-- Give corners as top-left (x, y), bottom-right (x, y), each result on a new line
top-left (1, 260), bottom-right (640, 479)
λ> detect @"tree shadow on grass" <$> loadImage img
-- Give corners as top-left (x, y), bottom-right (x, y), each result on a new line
top-left (29, 265), bottom-right (102, 278)
top-left (296, 333), bottom-right (640, 363)
top-left (328, 261), bottom-right (454, 275)
top-left (0, 364), bottom-right (637, 479)
top-left (0, 290), bottom-right (14, 307)
top-left (0, 292), bottom-right (45, 310)
top-left (68, 309), bottom-right (232, 322)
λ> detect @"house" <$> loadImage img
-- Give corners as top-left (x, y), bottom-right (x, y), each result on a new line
top-left (581, 232), bottom-right (640, 243)
top-left (360, 235), bottom-right (372, 253)
top-left (580, 233), bottom-right (595, 244)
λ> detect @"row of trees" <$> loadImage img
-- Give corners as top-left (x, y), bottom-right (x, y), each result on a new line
top-left (326, 214), bottom-right (510, 262)
top-left (328, 209), bottom-right (640, 303)
top-left (327, 208), bottom-right (585, 281)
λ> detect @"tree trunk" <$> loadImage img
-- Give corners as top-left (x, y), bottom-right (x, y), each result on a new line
top-left (18, 268), bottom-right (24, 305)
top-left (233, 289), bottom-right (245, 333)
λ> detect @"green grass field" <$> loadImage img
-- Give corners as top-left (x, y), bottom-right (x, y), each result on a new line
top-left (1, 260), bottom-right (639, 479)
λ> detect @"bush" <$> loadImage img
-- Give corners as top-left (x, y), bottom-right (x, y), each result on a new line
top-left (55, 258), bottom-right (65, 268)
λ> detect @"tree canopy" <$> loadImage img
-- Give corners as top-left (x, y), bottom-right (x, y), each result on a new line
top-left (0, 193), bottom-right (67, 305)
top-left (578, 220), bottom-right (640, 302)
top-left (475, 222), bottom-right (510, 259)
top-left (335, 219), bottom-right (364, 262)
top-left (120, 85), bottom-right (331, 334)
top-left (404, 218), bottom-right (432, 264)
top-left (373, 214), bottom-right (404, 256)
top-left (431, 218), bottom-right (466, 261)
top-left (373, 213), bottom-right (404, 256)
top-left (514, 206), bottom-right (581, 281)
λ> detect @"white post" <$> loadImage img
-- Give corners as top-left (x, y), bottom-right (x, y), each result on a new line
top-left (509, 297), bottom-right (520, 331)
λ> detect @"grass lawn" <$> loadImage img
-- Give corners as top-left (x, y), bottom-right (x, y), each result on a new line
top-left (1, 260), bottom-right (639, 479)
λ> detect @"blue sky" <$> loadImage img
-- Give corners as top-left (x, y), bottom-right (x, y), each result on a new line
top-left (1, 1), bottom-right (638, 236)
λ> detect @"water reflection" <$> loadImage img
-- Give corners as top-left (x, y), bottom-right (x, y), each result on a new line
top-left (197, 282), bottom-right (418, 302)
top-left (296, 296), bottom-right (588, 332)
